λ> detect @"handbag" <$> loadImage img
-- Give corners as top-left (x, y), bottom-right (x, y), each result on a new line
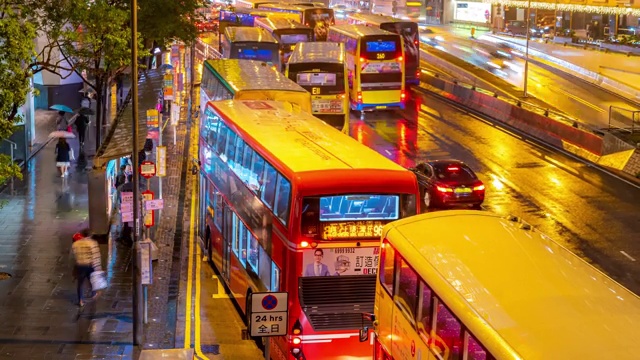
top-left (90, 271), bottom-right (108, 291)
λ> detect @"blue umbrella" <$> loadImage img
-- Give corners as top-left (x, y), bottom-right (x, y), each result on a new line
top-left (50, 104), bottom-right (74, 113)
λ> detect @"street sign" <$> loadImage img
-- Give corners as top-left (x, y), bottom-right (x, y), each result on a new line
top-left (122, 211), bottom-right (133, 222)
top-left (142, 190), bottom-right (155, 227)
top-left (250, 292), bottom-right (288, 337)
top-left (156, 146), bottom-right (167, 177)
top-left (140, 161), bottom-right (156, 179)
top-left (121, 192), bottom-right (133, 204)
top-left (145, 199), bottom-right (164, 211)
top-left (138, 241), bottom-right (152, 285)
top-left (120, 202), bottom-right (133, 213)
top-left (146, 109), bottom-right (159, 129)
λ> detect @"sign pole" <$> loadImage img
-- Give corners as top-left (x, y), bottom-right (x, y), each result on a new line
top-left (130, 0), bottom-right (142, 345)
top-left (265, 339), bottom-right (270, 360)
top-left (158, 112), bottom-right (163, 200)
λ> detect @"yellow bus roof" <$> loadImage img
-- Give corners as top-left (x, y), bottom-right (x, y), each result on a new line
top-left (223, 26), bottom-right (279, 43)
top-left (208, 100), bottom-right (408, 174)
top-left (254, 16), bottom-right (310, 31)
top-left (383, 210), bottom-right (640, 359)
top-left (328, 24), bottom-right (397, 38)
top-left (204, 59), bottom-right (308, 93)
top-left (288, 41), bottom-right (345, 64)
top-left (347, 13), bottom-right (417, 26)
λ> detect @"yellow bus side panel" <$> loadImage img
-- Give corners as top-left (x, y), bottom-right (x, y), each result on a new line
top-left (236, 90), bottom-right (312, 113)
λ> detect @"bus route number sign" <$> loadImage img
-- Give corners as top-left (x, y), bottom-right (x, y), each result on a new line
top-left (250, 292), bottom-right (288, 337)
top-left (376, 53), bottom-right (386, 60)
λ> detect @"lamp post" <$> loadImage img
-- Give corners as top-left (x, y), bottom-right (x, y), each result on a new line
top-left (130, 0), bottom-right (143, 346)
top-left (523, 0), bottom-right (531, 97)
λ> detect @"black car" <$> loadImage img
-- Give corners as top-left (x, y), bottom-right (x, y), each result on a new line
top-left (409, 160), bottom-right (485, 209)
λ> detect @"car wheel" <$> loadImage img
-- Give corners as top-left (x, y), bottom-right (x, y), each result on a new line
top-left (424, 191), bottom-right (431, 209)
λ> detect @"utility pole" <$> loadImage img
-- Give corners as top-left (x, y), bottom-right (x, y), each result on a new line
top-left (130, 0), bottom-right (143, 346)
top-left (523, 0), bottom-right (531, 97)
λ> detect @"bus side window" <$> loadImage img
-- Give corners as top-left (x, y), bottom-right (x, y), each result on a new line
top-left (274, 174), bottom-right (291, 225)
top-left (396, 257), bottom-right (418, 322)
top-left (379, 240), bottom-right (395, 295)
top-left (261, 163), bottom-right (278, 210)
top-left (216, 124), bottom-right (229, 154)
top-left (251, 154), bottom-right (265, 195)
top-left (433, 302), bottom-right (463, 360)
top-left (466, 333), bottom-right (495, 360)
top-left (418, 280), bottom-right (433, 334)
top-left (225, 130), bottom-right (237, 166)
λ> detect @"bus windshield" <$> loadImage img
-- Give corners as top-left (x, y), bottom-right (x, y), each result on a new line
top-left (361, 35), bottom-right (402, 60)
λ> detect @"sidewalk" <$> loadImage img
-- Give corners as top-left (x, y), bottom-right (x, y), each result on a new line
top-left (0, 69), bottom-right (188, 359)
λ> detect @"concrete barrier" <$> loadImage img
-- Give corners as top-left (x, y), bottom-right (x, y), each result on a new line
top-left (417, 72), bottom-right (604, 156)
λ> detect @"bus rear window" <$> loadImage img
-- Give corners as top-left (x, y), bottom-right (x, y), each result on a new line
top-left (296, 72), bottom-right (336, 86)
top-left (280, 33), bottom-right (310, 43)
top-left (236, 48), bottom-right (273, 61)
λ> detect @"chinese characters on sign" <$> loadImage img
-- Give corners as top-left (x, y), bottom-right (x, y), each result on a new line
top-left (156, 146), bottom-right (167, 177)
top-left (322, 220), bottom-right (384, 240)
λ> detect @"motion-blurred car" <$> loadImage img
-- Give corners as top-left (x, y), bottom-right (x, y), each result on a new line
top-left (504, 20), bottom-right (528, 37)
top-left (471, 42), bottom-right (522, 74)
top-left (333, 4), bottom-right (358, 19)
top-left (530, 24), bottom-right (555, 38)
top-left (419, 26), bottom-right (445, 47)
top-left (409, 160), bottom-right (485, 209)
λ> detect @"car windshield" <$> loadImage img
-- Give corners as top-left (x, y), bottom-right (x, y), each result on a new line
top-left (432, 163), bottom-right (477, 182)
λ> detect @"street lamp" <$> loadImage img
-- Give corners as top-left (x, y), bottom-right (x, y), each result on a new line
top-left (523, 0), bottom-right (531, 97)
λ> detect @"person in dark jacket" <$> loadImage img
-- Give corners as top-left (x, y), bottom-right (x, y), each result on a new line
top-left (75, 114), bottom-right (90, 145)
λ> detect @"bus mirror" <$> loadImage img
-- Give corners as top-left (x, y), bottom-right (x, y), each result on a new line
top-left (359, 327), bottom-right (369, 342)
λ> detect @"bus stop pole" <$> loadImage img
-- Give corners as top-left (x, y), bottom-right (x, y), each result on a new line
top-left (265, 339), bottom-right (270, 360)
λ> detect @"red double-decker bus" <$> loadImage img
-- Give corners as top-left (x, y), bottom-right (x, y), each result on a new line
top-left (198, 99), bottom-right (419, 359)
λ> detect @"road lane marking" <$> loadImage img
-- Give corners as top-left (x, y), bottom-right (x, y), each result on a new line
top-left (549, 85), bottom-right (605, 113)
top-left (620, 251), bottom-right (636, 262)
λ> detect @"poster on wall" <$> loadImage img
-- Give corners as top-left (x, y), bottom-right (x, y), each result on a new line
top-left (454, 1), bottom-right (491, 23)
top-left (301, 247), bottom-right (380, 277)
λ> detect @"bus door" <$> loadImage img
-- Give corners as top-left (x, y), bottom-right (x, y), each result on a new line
top-left (222, 204), bottom-right (233, 281)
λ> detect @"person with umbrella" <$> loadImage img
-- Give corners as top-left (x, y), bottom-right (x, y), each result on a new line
top-left (75, 113), bottom-right (90, 146)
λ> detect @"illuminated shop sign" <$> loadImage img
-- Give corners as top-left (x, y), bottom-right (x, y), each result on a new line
top-left (321, 220), bottom-right (385, 240)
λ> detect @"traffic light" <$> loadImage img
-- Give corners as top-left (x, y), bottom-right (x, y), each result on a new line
top-left (392, 0), bottom-right (397, 15)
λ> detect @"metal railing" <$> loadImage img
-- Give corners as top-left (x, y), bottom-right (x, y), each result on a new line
top-left (609, 106), bottom-right (640, 134)
top-left (2, 139), bottom-right (17, 165)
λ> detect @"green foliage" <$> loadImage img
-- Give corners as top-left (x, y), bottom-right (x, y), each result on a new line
top-left (138, 0), bottom-right (203, 47)
top-left (0, 154), bottom-right (23, 183)
top-left (0, 4), bottom-right (37, 136)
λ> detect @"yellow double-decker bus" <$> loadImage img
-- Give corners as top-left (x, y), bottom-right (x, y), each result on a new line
top-left (361, 210), bottom-right (640, 359)
top-left (285, 42), bottom-right (350, 134)
top-left (328, 25), bottom-right (406, 115)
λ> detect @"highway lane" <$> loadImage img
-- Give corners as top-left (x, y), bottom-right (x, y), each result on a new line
top-left (350, 93), bottom-right (640, 294)
top-left (422, 33), bottom-right (640, 130)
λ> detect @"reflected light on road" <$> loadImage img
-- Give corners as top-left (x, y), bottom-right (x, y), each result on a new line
top-left (355, 122), bottom-right (364, 144)
top-left (548, 176), bottom-right (562, 187)
top-left (490, 174), bottom-right (505, 192)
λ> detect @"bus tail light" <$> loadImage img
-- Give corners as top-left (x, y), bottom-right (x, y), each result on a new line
top-left (291, 320), bottom-right (304, 358)
top-left (414, 39), bottom-right (418, 45)
top-left (401, 90), bottom-right (406, 101)
top-left (397, 56), bottom-right (403, 62)
top-left (357, 91), bottom-right (362, 103)
top-left (416, 70), bottom-right (421, 79)
top-left (337, 93), bottom-right (346, 99)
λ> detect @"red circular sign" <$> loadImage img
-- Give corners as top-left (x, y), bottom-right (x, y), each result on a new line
top-left (139, 160), bottom-right (156, 179)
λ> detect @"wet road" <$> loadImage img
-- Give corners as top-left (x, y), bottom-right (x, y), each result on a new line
top-left (350, 92), bottom-right (640, 294)
top-left (423, 33), bottom-right (640, 129)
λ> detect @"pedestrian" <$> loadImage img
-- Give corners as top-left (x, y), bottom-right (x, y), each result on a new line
top-left (75, 114), bottom-right (90, 146)
top-left (56, 111), bottom-right (70, 131)
top-left (117, 174), bottom-right (134, 246)
top-left (115, 164), bottom-right (127, 188)
top-left (55, 138), bottom-right (74, 177)
top-left (71, 228), bottom-right (103, 307)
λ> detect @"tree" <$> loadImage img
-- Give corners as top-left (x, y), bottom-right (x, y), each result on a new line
top-left (138, 0), bottom-right (201, 50)
top-left (50, 0), bottom-right (148, 150)
top-left (0, 3), bottom-right (36, 183)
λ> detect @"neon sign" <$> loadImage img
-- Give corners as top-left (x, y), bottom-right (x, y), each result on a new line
top-left (322, 220), bottom-right (385, 240)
